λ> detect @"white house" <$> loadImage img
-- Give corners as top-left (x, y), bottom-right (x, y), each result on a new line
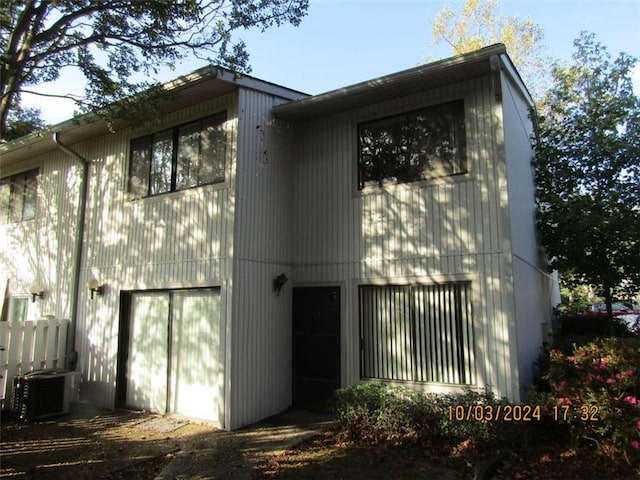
top-left (0, 44), bottom-right (558, 429)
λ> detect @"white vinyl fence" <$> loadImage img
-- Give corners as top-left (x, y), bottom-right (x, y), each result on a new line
top-left (0, 319), bottom-right (69, 408)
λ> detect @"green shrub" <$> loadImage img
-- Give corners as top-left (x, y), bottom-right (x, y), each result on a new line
top-left (334, 383), bottom-right (440, 445)
top-left (437, 389), bottom-right (523, 446)
top-left (532, 337), bottom-right (640, 458)
top-left (334, 384), bottom-right (524, 450)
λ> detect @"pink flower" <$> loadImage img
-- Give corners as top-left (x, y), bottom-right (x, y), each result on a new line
top-left (559, 397), bottom-right (573, 405)
top-left (623, 396), bottom-right (637, 405)
top-left (631, 440), bottom-right (640, 450)
top-left (636, 420), bottom-right (640, 430)
top-left (626, 369), bottom-right (634, 377)
top-left (606, 378), bottom-right (616, 384)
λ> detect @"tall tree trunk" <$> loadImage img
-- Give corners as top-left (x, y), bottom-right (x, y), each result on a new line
top-left (603, 283), bottom-right (613, 316)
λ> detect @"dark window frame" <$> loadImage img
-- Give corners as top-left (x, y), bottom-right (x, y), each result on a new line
top-left (0, 168), bottom-right (39, 223)
top-left (357, 100), bottom-right (467, 190)
top-left (128, 112), bottom-right (227, 199)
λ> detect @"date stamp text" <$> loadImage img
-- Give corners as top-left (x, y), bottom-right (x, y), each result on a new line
top-left (447, 404), bottom-right (600, 422)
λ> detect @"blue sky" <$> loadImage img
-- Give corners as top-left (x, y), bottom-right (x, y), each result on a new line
top-left (26, 0), bottom-right (640, 124)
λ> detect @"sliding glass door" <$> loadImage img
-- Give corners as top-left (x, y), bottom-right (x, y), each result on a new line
top-left (123, 288), bottom-right (223, 423)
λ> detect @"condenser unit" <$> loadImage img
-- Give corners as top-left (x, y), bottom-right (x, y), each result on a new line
top-left (12, 370), bottom-right (81, 420)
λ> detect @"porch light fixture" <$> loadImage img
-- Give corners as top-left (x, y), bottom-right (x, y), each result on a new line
top-left (273, 273), bottom-right (288, 296)
top-left (88, 278), bottom-right (104, 299)
top-left (29, 284), bottom-right (44, 303)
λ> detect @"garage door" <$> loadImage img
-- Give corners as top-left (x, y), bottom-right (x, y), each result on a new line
top-left (120, 289), bottom-right (224, 425)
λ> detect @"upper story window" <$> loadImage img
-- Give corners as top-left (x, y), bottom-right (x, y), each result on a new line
top-left (128, 112), bottom-right (227, 199)
top-left (0, 168), bottom-right (39, 223)
top-left (358, 100), bottom-right (467, 190)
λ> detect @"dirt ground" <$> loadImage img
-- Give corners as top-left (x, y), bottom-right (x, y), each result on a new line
top-left (3, 408), bottom-right (638, 479)
top-left (0, 409), bottom-right (219, 479)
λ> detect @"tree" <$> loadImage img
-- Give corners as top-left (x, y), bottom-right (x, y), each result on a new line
top-left (430, 0), bottom-right (549, 102)
top-left (533, 32), bottom-right (640, 315)
top-left (3, 100), bottom-right (46, 141)
top-left (0, 0), bottom-right (308, 138)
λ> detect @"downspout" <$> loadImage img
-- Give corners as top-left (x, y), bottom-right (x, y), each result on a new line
top-left (53, 132), bottom-right (88, 371)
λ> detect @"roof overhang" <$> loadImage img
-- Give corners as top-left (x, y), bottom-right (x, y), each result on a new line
top-left (273, 44), bottom-right (511, 122)
top-left (1, 66), bottom-right (308, 168)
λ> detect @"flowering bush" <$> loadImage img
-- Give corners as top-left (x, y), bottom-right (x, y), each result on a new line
top-left (534, 337), bottom-right (640, 459)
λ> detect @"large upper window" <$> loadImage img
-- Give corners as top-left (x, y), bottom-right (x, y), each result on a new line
top-left (359, 282), bottom-right (475, 385)
top-left (358, 100), bottom-right (467, 190)
top-left (128, 112), bottom-right (227, 198)
top-left (0, 168), bottom-right (38, 223)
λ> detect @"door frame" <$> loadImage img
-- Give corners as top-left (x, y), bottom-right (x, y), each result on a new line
top-left (115, 287), bottom-right (222, 413)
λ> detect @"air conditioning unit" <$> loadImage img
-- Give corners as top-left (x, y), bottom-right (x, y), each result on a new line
top-left (12, 370), bottom-right (81, 421)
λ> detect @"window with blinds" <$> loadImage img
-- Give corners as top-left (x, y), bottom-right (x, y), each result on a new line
top-left (359, 282), bottom-right (475, 385)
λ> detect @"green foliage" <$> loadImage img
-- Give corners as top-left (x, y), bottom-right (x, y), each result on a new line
top-left (334, 384), bottom-right (522, 450)
top-left (559, 281), bottom-right (592, 314)
top-left (437, 389), bottom-right (523, 447)
top-left (533, 32), bottom-right (640, 312)
top-left (334, 383), bottom-right (438, 445)
top-left (0, 0), bottom-right (308, 135)
top-left (533, 338), bottom-right (640, 458)
top-left (3, 102), bottom-right (46, 141)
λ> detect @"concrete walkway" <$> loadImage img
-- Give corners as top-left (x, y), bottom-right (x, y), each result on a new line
top-left (155, 410), bottom-right (336, 480)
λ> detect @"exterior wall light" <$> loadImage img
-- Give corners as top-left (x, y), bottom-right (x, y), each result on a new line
top-left (273, 273), bottom-right (288, 296)
top-left (29, 284), bottom-right (45, 302)
top-left (88, 278), bottom-right (104, 299)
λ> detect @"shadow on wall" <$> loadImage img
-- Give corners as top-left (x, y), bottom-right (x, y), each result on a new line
top-left (355, 94), bottom-right (515, 399)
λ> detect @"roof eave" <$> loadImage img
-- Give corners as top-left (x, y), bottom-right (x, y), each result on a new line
top-left (1, 65), bottom-right (308, 168)
top-left (273, 44), bottom-right (508, 121)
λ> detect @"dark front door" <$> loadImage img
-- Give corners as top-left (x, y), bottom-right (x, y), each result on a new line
top-left (292, 286), bottom-right (340, 411)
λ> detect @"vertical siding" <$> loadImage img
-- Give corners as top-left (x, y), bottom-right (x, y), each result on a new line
top-left (501, 72), bottom-right (556, 397)
top-left (0, 152), bottom-right (82, 322)
top-left (228, 89), bottom-right (294, 429)
top-left (74, 92), bottom-right (239, 409)
top-left (292, 76), bottom-right (521, 400)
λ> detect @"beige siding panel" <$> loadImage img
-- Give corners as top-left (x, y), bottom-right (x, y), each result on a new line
top-left (501, 71), bottom-right (555, 399)
top-left (0, 151), bottom-right (82, 321)
top-left (228, 89), bottom-right (295, 428)
top-left (291, 76), bottom-right (519, 400)
top-left (73, 93), bottom-right (238, 409)
top-left (229, 260), bottom-right (291, 428)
